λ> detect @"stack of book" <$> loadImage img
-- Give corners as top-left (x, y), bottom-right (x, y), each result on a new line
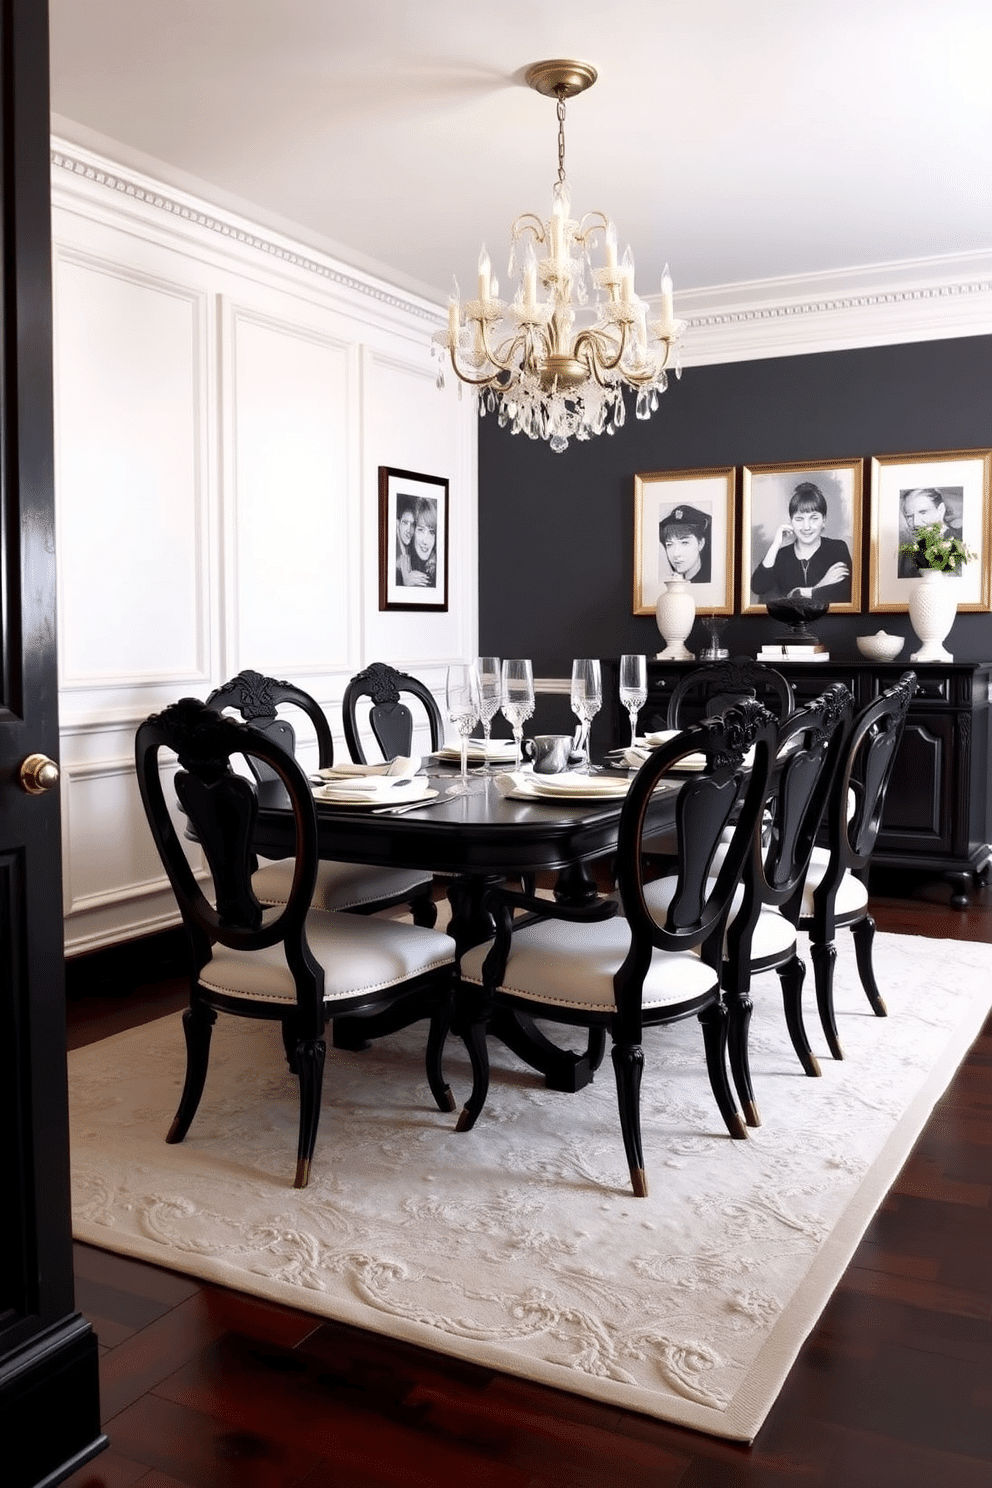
top-left (758, 642), bottom-right (830, 662)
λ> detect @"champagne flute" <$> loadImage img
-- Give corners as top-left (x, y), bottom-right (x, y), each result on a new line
top-left (473, 656), bottom-right (502, 774)
top-left (619, 653), bottom-right (648, 746)
top-left (445, 664), bottom-right (480, 796)
top-left (500, 659), bottom-right (535, 771)
top-left (570, 658), bottom-right (602, 773)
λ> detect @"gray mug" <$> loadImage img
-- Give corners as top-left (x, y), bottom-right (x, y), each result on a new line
top-left (523, 734), bottom-right (573, 774)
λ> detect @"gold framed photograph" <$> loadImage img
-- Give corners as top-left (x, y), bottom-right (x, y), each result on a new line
top-left (633, 467), bottom-right (736, 616)
top-left (868, 449), bottom-right (992, 612)
top-left (740, 459), bottom-right (863, 616)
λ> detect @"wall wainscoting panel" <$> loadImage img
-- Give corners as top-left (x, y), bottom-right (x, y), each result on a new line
top-left (61, 755), bottom-right (180, 917)
top-left (361, 349), bottom-right (478, 668)
top-left (55, 247), bottom-right (211, 692)
top-left (225, 303), bottom-right (356, 678)
top-left (53, 141), bottom-right (478, 955)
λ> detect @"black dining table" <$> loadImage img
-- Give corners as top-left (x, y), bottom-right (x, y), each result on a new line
top-left (252, 761), bottom-right (681, 1092)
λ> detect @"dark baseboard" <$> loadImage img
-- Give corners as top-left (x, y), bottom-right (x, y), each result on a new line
top-left (65, 927), bottom-right (189, 999)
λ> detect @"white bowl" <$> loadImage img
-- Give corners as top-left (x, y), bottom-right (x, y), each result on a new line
top-left (856, 631), bottom-right (905, 662)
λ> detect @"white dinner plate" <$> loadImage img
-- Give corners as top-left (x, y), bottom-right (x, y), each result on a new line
top-left (314, 755), bottom-right (419, 780)
top-left (496, 772), bottom-right (634, 804)
top-left (312, 783), bottom-right (438, 809)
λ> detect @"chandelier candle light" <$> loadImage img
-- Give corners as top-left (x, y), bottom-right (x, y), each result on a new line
top-left (434, 60), bottom-right (686, 453)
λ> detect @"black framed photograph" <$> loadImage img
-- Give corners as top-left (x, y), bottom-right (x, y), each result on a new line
top-left (378, 466), bottom-right (449, 611)
top-left (633, 467), bottom-right (736, 616)
top-left (740, 459), bottom-right (863, 616)
top-left (868, 449), bottom-right (992, 612)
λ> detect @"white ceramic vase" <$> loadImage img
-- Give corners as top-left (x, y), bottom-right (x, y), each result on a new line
top-left (655, 578), bottom-right (696, 661)
top-left (908, 567), bottom-right (958, 663)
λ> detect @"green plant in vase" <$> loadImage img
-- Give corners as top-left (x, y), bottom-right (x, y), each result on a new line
top-left (898, 521), bottom-right (976, 573)
top-left (897, 521), bottom-right (977, 663)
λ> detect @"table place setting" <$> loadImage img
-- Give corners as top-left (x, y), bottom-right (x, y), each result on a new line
top-left (432, 738), bottom-right (518, 765)
top-left (609, 730), bottom-right (756, 772)
top-left (493, 767), bottom-right (639, 803)
top-left (311, 754), bottom-right (421, 782)
top-left (310, 772), bottom-right (438, 809)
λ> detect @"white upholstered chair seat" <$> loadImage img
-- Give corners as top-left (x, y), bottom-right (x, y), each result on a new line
top-left (460, 913), bottom-right (717, 1013)
top-left (201, 912), bottom-right (455, 1005)
top-left (798, 848), bottom-right (868, 919)
top-left (643, 875), bottom-right (797, 964)
top-left (252, 858), bottom-right (432, 913)
top-left (689, 834), bottom-right (865, 933)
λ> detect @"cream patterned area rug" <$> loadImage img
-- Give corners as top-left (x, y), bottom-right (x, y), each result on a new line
top-left (68, 933), bottom-right (990, 1442)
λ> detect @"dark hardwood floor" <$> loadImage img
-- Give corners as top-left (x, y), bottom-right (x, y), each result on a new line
top-left (62, 869), bottom-right (992, 1488)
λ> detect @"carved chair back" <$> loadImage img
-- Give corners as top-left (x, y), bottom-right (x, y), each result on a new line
top-left (342, 661), bottom-right (444, 763)
top-left (135, 698), bottom-right (323, 1025)
top-left (792, 670), bottom-right (916, 939)
top-left (205, 669), bottom-right (334, 784)
top-left (666, 656), bottom-right (795, 730)
top-left (724, 683), bottom-right (854, 992)
top-left (613, 698), bottom-right (777, 1044)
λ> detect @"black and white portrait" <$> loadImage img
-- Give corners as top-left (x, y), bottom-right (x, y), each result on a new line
top-left (742, 461), bottom-right (861, 615)
top-left (869, 451), bottom-right (991, 612)
top-left (379, 467), bottom-right (448, 611)
top-left (633, 468), bottom-right (735, 616)
top-left (658, 501), bottom-right (712, 586)
top-left (896, 486), bottom-right (964, 578)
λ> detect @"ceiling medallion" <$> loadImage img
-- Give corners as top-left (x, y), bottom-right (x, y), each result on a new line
top-left (433, 59), bottom-right (685, 453)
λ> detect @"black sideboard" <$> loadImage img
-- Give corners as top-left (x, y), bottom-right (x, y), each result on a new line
top-left (606, 658), bottom-right (992, 907)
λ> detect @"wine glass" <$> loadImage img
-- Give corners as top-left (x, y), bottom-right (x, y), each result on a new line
top-left (618, 654), bottom-right (647, 746)
top-left (570, 658), bottom-right (602, 773)
top-left (445, 664), bottom-right (480, 796)
top-left (473, 656), bottom-right (502, 774)
top-left (500, 659), bottom-right (535, 771)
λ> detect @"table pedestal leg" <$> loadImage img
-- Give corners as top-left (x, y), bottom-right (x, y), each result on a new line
top-left (491, 1008), bottom-right (597, 1092)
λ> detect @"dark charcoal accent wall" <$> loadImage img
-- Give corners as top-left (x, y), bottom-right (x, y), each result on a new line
top-left (479, 335), bottom-right (992, 674)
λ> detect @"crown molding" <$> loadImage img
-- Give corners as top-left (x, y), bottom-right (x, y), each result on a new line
top-left (50, 140), bottom-right (444, 328)
top-left (666, 252), bottom-right (992, 365)
top-left (52, 137), bottom-right (991, 364)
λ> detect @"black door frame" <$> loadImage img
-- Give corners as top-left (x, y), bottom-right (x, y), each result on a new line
top-left (0, 2), bottom-right (106, 1482)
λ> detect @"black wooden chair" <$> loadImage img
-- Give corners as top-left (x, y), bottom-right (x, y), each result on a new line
top-left (205, 670), bottom-right (436, 926)
top-left (643, 684), bottom-right (854, 1127)
top-left (135, 698), bottom-right (458, 1188)
top-left (343, 661), bottom-right (444, 764)
top-left (449, 699), bottom-right (777, 1198)
top-left (639, 657), bottom-right (793, 873)
top-left (665, 656), bottom-right (794, 729)
top-left (780, 671), bottom-right (917, 1060)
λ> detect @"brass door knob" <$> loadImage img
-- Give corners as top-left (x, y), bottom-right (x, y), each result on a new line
top-left (20, 753), bottom-right (60, 795)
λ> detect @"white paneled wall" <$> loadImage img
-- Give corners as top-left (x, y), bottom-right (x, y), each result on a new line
top-left (52, 141), bottom-right (478, 955)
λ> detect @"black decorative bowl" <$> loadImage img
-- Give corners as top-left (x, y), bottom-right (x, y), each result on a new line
top-left (765, 596), bottom-right (829, 643)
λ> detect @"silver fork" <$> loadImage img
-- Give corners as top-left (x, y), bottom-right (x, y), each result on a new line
top-left (372, 789), bottom-right (453, 815)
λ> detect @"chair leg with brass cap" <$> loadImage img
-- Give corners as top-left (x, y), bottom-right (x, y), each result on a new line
top-left (612, 1042), bottom-right (648, 1198)
top-left (700, 1002), bottom-right (748, 1140)
top-left (811, 941), bottom-right (843, 1060)
top-left (294, 1039), bottom-right (326, 1190)
top-left (779, 955), bottom-right (821, 1077)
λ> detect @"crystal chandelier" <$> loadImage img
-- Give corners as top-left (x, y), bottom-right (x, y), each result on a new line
top-left (432, 60), bottom-right (686, 454)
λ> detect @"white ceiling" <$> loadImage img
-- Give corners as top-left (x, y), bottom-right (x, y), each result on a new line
top-left (48, 0), bottom-right (992, 308)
